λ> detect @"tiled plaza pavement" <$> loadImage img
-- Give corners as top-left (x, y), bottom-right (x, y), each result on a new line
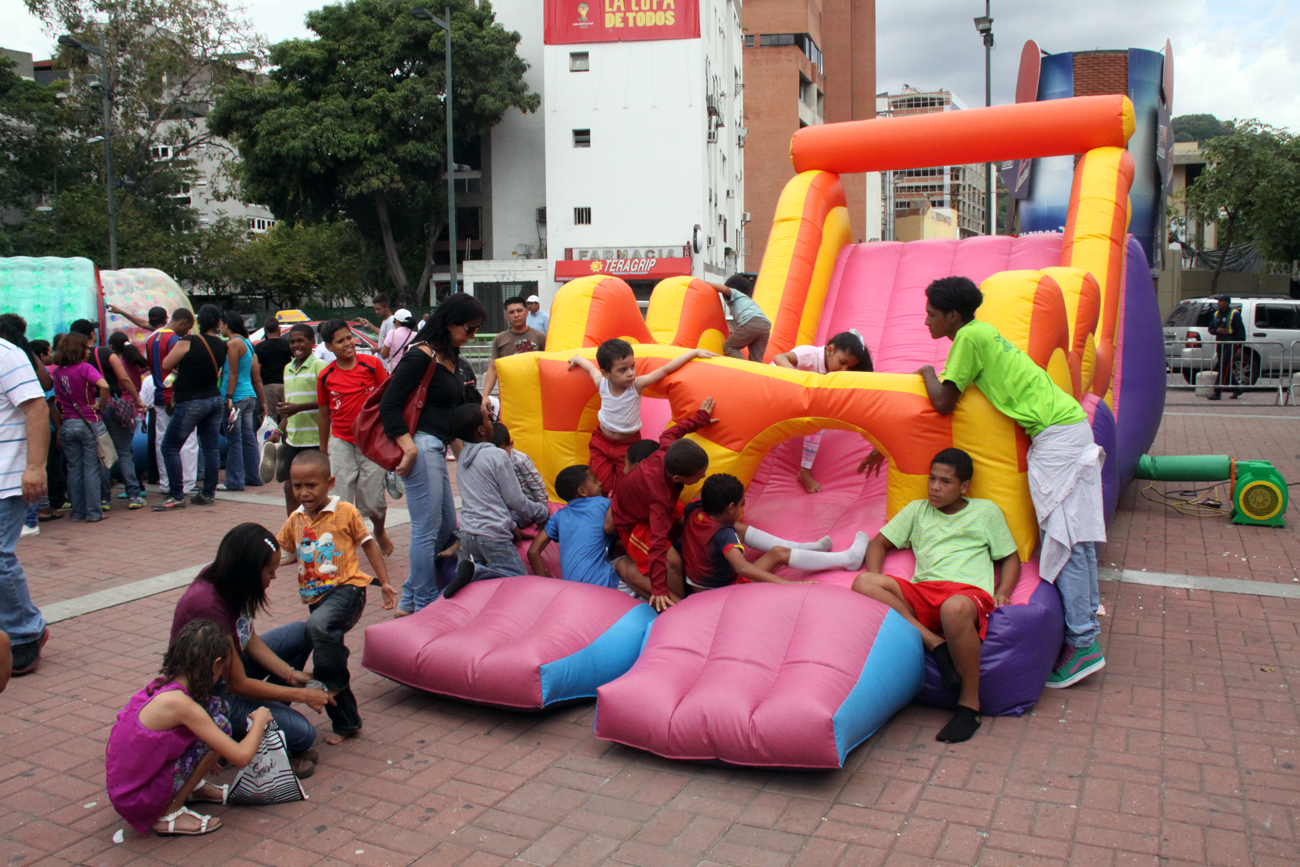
top-left (3, 404), bottom-right (1299, 867)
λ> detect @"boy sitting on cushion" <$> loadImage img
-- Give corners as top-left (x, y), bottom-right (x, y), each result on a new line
top-left (669, 473), bottom-right (866, 591)
top-left (527, 464), bottom-right (643, 595)
top-left (852, 448), bottom-right (1020, 743)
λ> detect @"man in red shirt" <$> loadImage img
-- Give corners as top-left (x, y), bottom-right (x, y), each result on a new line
top-left (145, 309), bottom-right (197, 494)
top-left (605, 398), bottom-right (714, 612)
top-left (316, 320), bottom-right (393, 556)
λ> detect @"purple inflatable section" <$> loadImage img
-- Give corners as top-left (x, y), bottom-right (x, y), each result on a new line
top-left (1084, 394), bottom-right (1120, 525)
top-left (1112, 237), bottom-right (1168, 487)
top-left (916, 576), bottom-right (1065, 717)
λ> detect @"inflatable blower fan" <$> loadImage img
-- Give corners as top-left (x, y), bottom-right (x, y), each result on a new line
top-left (1232, 461), bottom-right (1288, 527)
top-left (1136, 455), bottom-right (1288, 527)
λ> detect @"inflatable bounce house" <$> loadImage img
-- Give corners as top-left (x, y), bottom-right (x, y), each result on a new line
top-left (0, 257), bottom-right (192, 344)
top-left (363, 93), bottom-right (1166, 769)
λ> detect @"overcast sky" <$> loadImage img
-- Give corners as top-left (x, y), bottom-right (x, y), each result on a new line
top-left (3, 0), bottom-right (1298, 131)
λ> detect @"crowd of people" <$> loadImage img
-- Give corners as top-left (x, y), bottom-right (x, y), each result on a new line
top-left (0, 273), bottom-right (1107, 834)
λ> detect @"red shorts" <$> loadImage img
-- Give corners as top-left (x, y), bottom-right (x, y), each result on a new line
top-left (890, 577), bottom-right (996, 640)
top-left (619, 524), bottom-right (652, 576)
top-left (589, 427), bottom-right (639, 496)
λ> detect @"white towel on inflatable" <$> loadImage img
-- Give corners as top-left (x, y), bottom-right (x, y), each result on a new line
top-left (1027, 421), bottom-right (1106, 583)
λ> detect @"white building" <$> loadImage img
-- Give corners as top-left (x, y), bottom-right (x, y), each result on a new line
top-left (464, 0), bottom-right (745, 324)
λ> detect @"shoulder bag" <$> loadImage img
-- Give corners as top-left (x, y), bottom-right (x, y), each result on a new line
top-left (352, 346), bottom-right (440, 472)
top-left (92, 348), bottom-right (140, 430)
top-left (227, 719), bottom-right (306, 805)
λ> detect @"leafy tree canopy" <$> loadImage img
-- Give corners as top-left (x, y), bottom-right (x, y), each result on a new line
top-left (1183, 120), bottom-right (1300, 288)
top-left (209, 0), bottom-right (539, 305)
top-left (1173, 114), bottom-right (1232, 144)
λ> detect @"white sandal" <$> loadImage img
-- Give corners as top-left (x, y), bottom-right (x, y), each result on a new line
top-left (186, 778), bottom-right (230, 805)
top-left (155, 805), bottom-right (221, 836)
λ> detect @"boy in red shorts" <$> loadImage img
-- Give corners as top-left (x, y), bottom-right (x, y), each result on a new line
top-left (852, 447), bottom-right (1019, 743)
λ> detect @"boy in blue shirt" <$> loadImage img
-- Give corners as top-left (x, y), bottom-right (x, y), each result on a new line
top-left (527, 465), bottom-right (643, 594)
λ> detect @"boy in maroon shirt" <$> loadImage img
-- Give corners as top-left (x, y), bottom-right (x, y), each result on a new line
top-left (605, 397), bottom-right (714, 612)
top-left (316, 320), bottom-right (393, 556)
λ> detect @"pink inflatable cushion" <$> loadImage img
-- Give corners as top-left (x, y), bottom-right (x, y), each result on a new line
top-left (362, 576), bottom-right (656, 709)
top-left (594, 583), bottom-right (924, 768)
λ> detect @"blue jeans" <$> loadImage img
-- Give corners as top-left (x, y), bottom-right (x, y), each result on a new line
top-left (1056, 542), bottom-right (1100, 648)
top-left (397, 434), bottom-right (458, 613)
top-left (60, 418), bottom-right (104, 521)
top-left (163, 396), bottom-right (223, 499)
top-left (0, 496), bottom-right (46, 645)
top-left (101, 412), bottom-right (143, 499)
top-left (222, 396), bottom-right (263, 490)
top-left (459, 532), bottom-right (529, 583)
top-left (223, 622), bottom-right (318, 755)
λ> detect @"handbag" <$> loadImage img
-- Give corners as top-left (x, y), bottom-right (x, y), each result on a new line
top-left (227, 719), bottom-right (307, 805)
top-left (352, 346), bottom-right (439, 472)
top-left (106, 395), bottom-right (137, 429)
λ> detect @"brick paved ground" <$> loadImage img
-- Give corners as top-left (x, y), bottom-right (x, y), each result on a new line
top-left (3, 407), bottom-right (1298, 867)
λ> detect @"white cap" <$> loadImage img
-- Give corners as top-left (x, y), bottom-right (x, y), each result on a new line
top-left (393, 308), bottom-right (414, 324)
top-left (526, 294), bottom-right (541, 304)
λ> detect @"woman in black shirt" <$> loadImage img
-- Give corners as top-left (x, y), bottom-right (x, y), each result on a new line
top-left (380, 293), bottom-right (485, 614)
top-left (156, 304), bottom-right (228, 510)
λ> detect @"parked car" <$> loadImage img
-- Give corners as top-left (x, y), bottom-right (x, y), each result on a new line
top-left (1163, 296), bottom-right (1300, 384)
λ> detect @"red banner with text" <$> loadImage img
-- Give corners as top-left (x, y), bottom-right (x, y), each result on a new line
top-left (544, 0), bottom-right (700, 45)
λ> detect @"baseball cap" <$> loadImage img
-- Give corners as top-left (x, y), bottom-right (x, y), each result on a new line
top-left (393, 308), bottom-right (414, 325)
top-left (526, 295), bottom-right (541, 304)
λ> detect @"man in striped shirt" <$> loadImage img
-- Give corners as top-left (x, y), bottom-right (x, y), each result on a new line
top-left (274, 324), bottom-right (326, 515)
top-left (0, 337), bottom-right (50, 680)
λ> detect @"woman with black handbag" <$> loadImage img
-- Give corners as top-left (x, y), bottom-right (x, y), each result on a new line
top-left (379, 293), bottom-right (485, 615)
top-left (154, 305), bottom-right (227, 512)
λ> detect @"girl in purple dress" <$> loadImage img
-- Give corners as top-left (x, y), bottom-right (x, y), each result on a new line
top-left (106, 620), bottom-right (273, 836)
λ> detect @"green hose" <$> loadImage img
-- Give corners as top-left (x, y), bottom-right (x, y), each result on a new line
top-left (1135, 454), bottom-right (1232, 482)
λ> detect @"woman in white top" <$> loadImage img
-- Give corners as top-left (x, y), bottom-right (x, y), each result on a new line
top-left (380, 309), bottom-right (418, 373)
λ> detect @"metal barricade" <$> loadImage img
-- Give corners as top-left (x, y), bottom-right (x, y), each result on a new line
top-left (1164, 338), bottom-right (1289, 404)
top-left (1289, 340), bottom-right (1300, 405)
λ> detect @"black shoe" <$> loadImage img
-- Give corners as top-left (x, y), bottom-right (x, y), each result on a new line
top-left (151, 496), bottom-right (187, 512)
top-left (1207, 394), bottom-right (1222, 401)
top-left (443, 560), bottom-right (475, 599)
top-left (190, 493), bottom-right (216, 506)
top-left (11, 628), bottom-right (49, 675)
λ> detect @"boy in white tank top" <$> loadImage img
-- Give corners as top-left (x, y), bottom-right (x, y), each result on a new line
top-left (568, 339), bottom-right (714, 495)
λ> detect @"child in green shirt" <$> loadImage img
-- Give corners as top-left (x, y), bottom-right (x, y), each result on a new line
top-left (853, 448), bottom-right (1020, 743)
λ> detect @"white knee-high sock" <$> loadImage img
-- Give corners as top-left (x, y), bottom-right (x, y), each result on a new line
top-left (787, 532), bottom-right (870, 572)
top-left (743, 526), bottom-right (833, 552)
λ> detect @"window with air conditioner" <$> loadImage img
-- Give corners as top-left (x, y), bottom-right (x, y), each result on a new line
top-left (573, 128), bottom-right (591, 147)
top-left (574, 207), bottom-right (592, 225)
top-left (569, 52), bottom-right (589, 72)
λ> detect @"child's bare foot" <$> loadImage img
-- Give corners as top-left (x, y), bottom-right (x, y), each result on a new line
top-left (393, 608), bottom-right (413, 618)
top-left (796, 468), bottom-right (823, 494)
top-left (325, 727), bottom-right (359, 746)
top-left (438, 538), bottom-right (460, 558)
top-left (375, 530), bottom-right (394, 557)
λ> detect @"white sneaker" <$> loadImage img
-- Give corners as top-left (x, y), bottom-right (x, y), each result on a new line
top-left (20, 524), bottom-right (39, 537)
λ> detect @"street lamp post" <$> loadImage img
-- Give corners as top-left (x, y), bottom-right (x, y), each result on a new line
top-left (411, 6), bottom-right (458, 296)
top-left (58, 34), bottom-right (118, 269)
top-left (974, 5), bottom-right (994, 236)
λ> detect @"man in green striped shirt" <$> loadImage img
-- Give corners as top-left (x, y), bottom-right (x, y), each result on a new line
top-left (274, 323), bottom-right (327, 514)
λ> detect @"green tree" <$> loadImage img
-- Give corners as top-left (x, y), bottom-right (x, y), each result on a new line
top-left (1172, 114), bottom-right (1231, 144)
top-left (209, 0), bottom-right (539, 305)
top-left (234, 221), bottom-right (376, 309)
top-left (7, 0), bottom-right (265, 276)
top-left (1183, 120), bottom-right (1293, 291)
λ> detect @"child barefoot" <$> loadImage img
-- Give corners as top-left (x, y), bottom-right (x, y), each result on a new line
top-left (107, 619), bottom-right (275, 837)
top-left (569, 339), bottom-right (715, 495)
top-left (772, 330), bottom-right (873, 494)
